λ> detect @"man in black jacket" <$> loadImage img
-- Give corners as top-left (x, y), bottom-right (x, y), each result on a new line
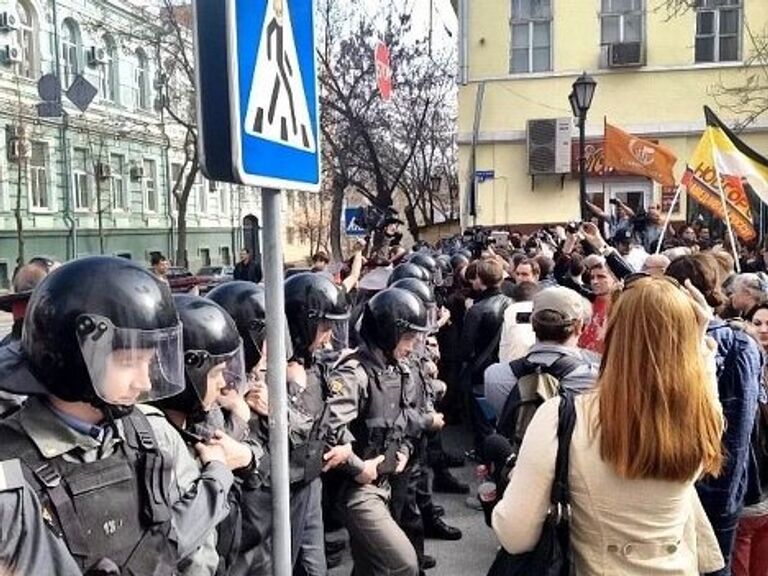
top-left (460, 258), bottom-right (511, 454)
top-left (234, 248), bottom-right (263, 284)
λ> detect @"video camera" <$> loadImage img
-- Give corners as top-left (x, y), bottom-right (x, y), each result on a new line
top-left (463, 226), bottom-right (495, 259)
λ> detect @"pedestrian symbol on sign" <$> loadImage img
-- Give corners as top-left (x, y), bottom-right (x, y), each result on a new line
top-left (244, 0), bottom-right (316, 153)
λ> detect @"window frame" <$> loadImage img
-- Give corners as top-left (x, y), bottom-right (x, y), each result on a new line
top-left (599, 0), bottom-right (644, 46)
top-left (100, 35), bottom-right (118, 103)
top-left (695, 1), bottom-right (742, 64)
top-left (509, 0), bottom-right (553, 74)
top-left (143, 158), bottom-right (158, 213)
top-left (72, 147), bottom-right (92, 212)
top-left (28, 141), bottom-right (52, 212)
top-left (16, 0), bottom-right (37, 79)
top-left (61, 18), bottom-right (82, 87)
top-left (134, 49), bottom-right (149, 110)
top-left (109, 153), bottom-right (127, 212)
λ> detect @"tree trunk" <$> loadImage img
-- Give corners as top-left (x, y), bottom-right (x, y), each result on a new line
top-left (330, 177), bottom-right (344, 261)
top-left (14, 159), bottom-right (24, 266)
top-left (404, 205), bottom-right (420, 242)
top-left (176, 158), bottom-right (199, 268)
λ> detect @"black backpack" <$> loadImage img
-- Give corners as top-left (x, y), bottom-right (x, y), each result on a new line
top-left (496, 354), bottom-right (582, 461)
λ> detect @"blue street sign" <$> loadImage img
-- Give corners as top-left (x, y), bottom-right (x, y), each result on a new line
top-left (475, 170), bottom-right (495, 183)
top-left (194, 0), bottom-right (320, 192)
top-left (344, 207), bottom-right (366, 236)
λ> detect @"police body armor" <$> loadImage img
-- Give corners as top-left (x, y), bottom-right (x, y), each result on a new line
top-left (288, 361), bottom-right (331, 486)
top-left (344, 346), bottom-right (409, 476)
top-left (0, 409), bottom-right (176, 575)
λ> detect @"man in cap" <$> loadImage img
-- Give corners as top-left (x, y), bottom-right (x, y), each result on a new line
top-left (484, 286), bottom-right (601, 419)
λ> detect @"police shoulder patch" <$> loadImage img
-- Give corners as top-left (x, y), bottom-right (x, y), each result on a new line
top-left (329, 378), bottom-right (346, 396)
top-left (0, 459), bottom-right (25, 492)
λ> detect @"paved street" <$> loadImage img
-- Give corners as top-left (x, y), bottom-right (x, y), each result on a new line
top-left (329, 424), bottom-right (499, 576)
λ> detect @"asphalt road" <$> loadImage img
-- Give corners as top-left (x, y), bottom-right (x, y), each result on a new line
top-left (329, 424), bottom-right (500, 576)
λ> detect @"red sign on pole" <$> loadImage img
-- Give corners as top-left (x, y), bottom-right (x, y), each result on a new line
top-left (375, 42), bottom-right (392, 101)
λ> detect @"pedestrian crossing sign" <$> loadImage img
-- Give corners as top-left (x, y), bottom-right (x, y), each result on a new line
top-left (198, 0), bottom-right (320, 191)
top-left (344, 207), bottom-right (366, 236)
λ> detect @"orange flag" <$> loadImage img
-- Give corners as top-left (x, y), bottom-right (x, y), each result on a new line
top-left (604, 121), bottom-right (678, 187)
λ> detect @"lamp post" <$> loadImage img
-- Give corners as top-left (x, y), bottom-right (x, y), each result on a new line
top-left (569, 72), bottom-right (596, 221)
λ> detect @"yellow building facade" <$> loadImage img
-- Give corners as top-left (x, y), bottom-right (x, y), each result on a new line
top-left (457, 0), bottom-right (768, 230)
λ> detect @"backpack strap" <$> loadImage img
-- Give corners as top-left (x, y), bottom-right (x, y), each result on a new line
top-left (510, 353), bottom-right (582, 383)
top-left (122, 410), bottom-right (172, 525)
top-left (549, 390), bottom-right (577, 525)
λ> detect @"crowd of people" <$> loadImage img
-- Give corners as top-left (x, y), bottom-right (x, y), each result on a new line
top-left (0, 207), bottom-right (766, 576)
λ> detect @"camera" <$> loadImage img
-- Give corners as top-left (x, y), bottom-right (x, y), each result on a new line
top-left (609, 198), bottom-right (619, 206)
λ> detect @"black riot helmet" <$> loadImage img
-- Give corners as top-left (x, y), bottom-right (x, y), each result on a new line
top-left (359, 288), bottom-right (430, 355)
top-left (390, 278), bottom-right (439, 331)
top-left (284, 273), bottom-right (350, 361)
top-left (207, 281), bottom-right (266, 372)
top-left (154, 295), bottom-right (246, 415)
top-left (387, 262), bottom-right (430, 286)
top-left (409, 252), bottom-right (443, 286)
top-left (450, 252), bottom-right (469, 271)
top-left (21, 256), bottom-right (185, 408)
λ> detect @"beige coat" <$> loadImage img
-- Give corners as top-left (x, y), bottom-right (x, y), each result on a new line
top-left (492, 393), bottom-right (724, 575)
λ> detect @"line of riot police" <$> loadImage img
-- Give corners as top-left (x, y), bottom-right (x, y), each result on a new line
top-left (0, 251), bottom-right (458, 576)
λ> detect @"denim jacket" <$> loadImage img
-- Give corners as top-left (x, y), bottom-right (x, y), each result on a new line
top-left (697, 320), bottom-right (762, 572)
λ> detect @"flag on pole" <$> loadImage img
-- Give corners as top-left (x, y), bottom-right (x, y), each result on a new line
top-left (604, 121), bottom-right (678, 186)
top-left (680, 106), bottom-right (765, 243)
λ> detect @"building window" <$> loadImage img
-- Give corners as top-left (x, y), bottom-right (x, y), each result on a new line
top-left (198, 175), bottom-right (208, 214)
top-left (134, 49), bottom-right (149, 110)
top-left (143, 158), bottom-right (157, 212)
top-left (110, 153), bottom-right (126, 210)
top-left (220, 246), bottom-right (231, 265)
top-left (16, 1), bottom-right (37, 79)
top-left (29, 142), bottom-right (49, 210)
top-left (61, 18), bottom-right (81, 87)
top-left (695, 0), bottom-right (741, 63)
top-left (100, 35), bottom-right (118, 103)
top-left (601, 0), bottom-right (643, 45)
top-left (200, 248), bottom-right (211, 267)
top-left (72, 147), bottom-right (91, 210)
top-left (510, 0), bottom-right (551, 73)
top-left (170, 162), bottom-right (183, 214)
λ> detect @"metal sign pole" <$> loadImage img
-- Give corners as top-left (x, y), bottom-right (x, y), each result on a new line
top-left (262, 186), bottom-right (291, 576)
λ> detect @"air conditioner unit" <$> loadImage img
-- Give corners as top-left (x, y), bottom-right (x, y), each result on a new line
top-left (130, 165), bottom-right (144, 181)
top-left (0, 12), bottom-right (19, 32)
top-left (87, 46), bottom-right (108, 66)
top-left (527, 118), bottom-right (572, 175)
top-left (607, 42), bottom-right (645, 68)
top-left (1, 44), bottom-right (21, 65)
top-left (97, 162), bottom-right (112, 180)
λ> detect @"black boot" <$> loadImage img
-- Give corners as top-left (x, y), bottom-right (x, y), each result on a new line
top-left (423, 514), bottom-right (462, 541)
top-left (432, 469), bottom-right (469, 495)
top-left (421, 554), bottom-right (437, 570)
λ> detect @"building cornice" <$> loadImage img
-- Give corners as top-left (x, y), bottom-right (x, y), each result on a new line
top-left (461, 61), bottom-right (756, 85)
top-left (458, 119), bottom-right (768, 145)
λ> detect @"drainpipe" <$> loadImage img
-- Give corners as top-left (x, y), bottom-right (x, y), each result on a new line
top-left (467, 81), bottom-right (485, 228)
top-left (52, 0), bottom-right (77, 259)
top-left (458, 0), bottom-right (469, 85)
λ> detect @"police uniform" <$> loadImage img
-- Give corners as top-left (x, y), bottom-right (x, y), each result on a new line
top-left (0, 397), bottom-right (234, 575)
top-left (325, 344), bottom-right (419, 576)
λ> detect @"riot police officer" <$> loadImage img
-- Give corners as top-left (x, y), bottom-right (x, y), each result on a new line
top-left (154, 294), bottom-right (265, 576)
top-left (323, 287), bottom-right (431, 576)
top-left (0, 256), bottom-right (236, 575)
top-left (207, 281), bottom-right (274, 576)
top-left (283, 272), bottom-right (350, 575)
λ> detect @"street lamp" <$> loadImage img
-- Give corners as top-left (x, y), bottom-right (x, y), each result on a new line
top-left (570, 72), bottom-right (597, 221)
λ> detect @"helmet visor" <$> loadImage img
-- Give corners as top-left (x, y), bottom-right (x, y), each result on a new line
top-left (426, 304), bottom-right (439, 333)
top-left (320, 318), bottom-right (349, 351)
top-left (186, 344), bottom-right (248, 410)
top-left (76, 314), bottom-right (184, 405)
